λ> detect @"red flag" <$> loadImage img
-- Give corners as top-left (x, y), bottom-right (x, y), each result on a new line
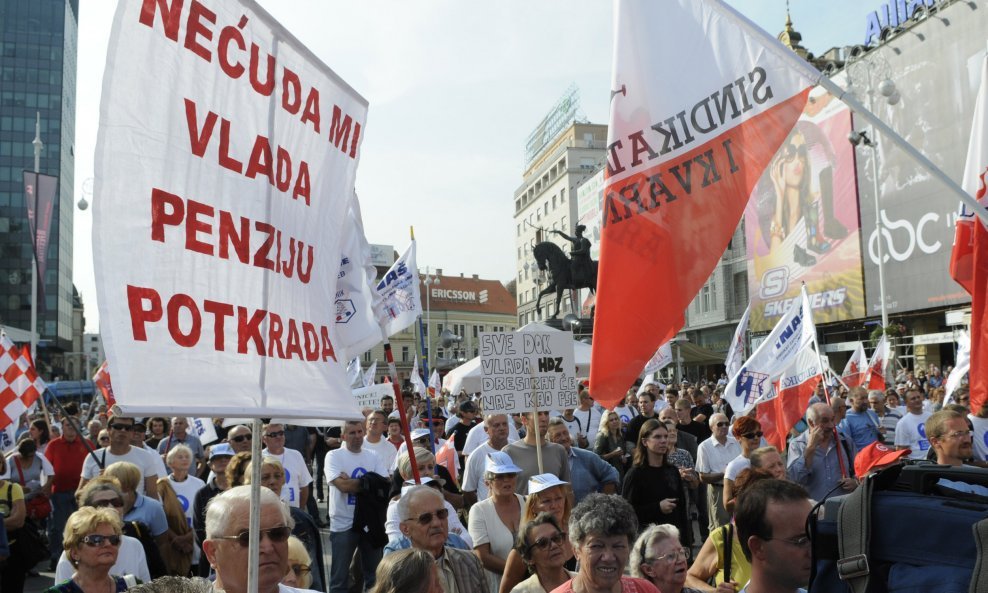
top-left (864, 335), bottom-right (889, 392)
top-left (589, 0), bottom-right (815, 408)
top-left (93, 361), bottom-right (116, 408)
top-left (0, 335), bottom-right (46, 430)
top-left (757, 344), bottom-right (822, 451)
top-left (435, 438), bottom-right (459, 487)
top-left (841, 342), bottom-right (867, 388)
top-left (949, 53), bottom-right (988, 414)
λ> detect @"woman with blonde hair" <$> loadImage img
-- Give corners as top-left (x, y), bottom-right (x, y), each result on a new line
top-left (370, 548), bottom-right (442, 593)
top-left (594, 410), bottom-right (629, 481)
top-left (282, 535), bottom-right (313, 589)
top-left (224, 451), bottom-right (252, 488)
top-left (45, 506), bottom-right (139, 593)
top-left (155, 478), bottom-right (194, 576)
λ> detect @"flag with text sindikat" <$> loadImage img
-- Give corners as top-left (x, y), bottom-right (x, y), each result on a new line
top-left (841, 342), bottom-right (867, 388)
top-left (758, 344), bottom-right (822, 451)
top-left (865, 335), bottom-right (890, 392)
top-left (723, 286), bottom-right (816, 415)
top-left (949, 52), bottom-right (988, 414)
top-left (590, 0), bottom-right (816, 407)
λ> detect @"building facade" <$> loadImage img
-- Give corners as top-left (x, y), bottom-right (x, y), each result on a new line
top-left (0, 0), bottom-right (79, 357)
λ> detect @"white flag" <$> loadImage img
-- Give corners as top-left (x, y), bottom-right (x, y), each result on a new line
top-left (335, 194), bottom-right (385, 360)
top-left (841, 342), bottom-right (868, 388)
top-left (346, 357), bottom-right (362, 387)
top-left (945, 332), bottom-right (970, 404)
top-left (724, 305), bottom-right (750, 381)
top-left (190, 418), bottom-right (219, 446)
top-left (724, 286), bottom-right (817, 414)
top-left (374, 241), bottom-right (422, 337)
top-left (410, 356), bottom-right (427, 395)
top-left (363, 360), bottom-right (378, 388)
top-left (428, 369), bottom-right (441, 397)
top-left (641, 342), bottom-right (674, 377)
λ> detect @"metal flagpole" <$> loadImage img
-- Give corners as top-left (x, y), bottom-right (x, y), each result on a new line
top-left (247, 419), bottom-right (263, 593)
top-left (30, 112), bottom-right (42, 361)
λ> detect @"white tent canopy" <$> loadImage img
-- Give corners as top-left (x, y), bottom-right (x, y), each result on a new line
top-left (443, 322), bottom-right (590, 394)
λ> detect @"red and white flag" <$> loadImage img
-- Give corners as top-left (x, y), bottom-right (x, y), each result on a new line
top-left (428, 369), bottom-right (441, 397)
top-left (758, 343), bottom-right (823, 451)
top-left (92, 360), bottom-right (116, 408)
top-left (0, 334), bottom-right (46, 431)
top-left (435, 438), bottom-right (459, 487)
top-left (841, 342), bottom-right (868, 388)
top-left (590, 0), bottom-right (817, 407)
top-left (865, 335), bottom-right (890, 392)
top-left (949, 52), bottom-right (988, 414)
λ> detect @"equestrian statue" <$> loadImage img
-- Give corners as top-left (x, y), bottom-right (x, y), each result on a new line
top-left (533, 224), bottom-right (598, 319)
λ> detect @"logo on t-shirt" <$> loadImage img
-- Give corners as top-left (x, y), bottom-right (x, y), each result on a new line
top-left (347, 467), bottom-right (368, 505)
top-left (918, 423), bottom-right (927, 438)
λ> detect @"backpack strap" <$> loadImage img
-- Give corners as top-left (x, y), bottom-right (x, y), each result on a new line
top-left (837, 472), bottom-right (874, 593)
top-left (723, 523), bottom-right (733, 583)
top-left (970, 518), bottom-right (988, 593)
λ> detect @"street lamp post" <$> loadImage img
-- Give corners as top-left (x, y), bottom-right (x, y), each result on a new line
top-left (30, 113), bottom-right (42, 361)
top-left (846, 52), bottom-right (901, 331)
top-left (422, 267), bottom-right (440, 370)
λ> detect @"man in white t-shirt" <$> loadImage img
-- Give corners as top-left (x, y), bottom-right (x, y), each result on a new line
top-left (895, 388), bottom-right (933, 460)
top-left (262, 423), bottom-right (313, 509)
top-left (695, 413), bottom-right (741, 532)
top-left (79, 415), bottom-right (159, 497)
top-left (362, 410), bottom-right (397, 470)
top-left (326, 420), bottom-right (389, 593)
top-left (461, 414), bottom-right (510, 506)
top-left (461, 414), bottom-right (519, 458)
top-left (130, 419), bottom-right (168, 479)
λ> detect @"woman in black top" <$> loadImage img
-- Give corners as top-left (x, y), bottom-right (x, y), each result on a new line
top-left (621, 419), bottom-right (689, 543)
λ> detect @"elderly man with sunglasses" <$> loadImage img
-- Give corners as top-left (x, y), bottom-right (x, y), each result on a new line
top-left (398, 484), bottom-right (487, 593)
top-left (787, 402), bottom-right (857, 501)
top-left (202, 485), bottom-right (317, 593)
top-left (695, 413), bottom-right (741, 534)
top-left (78, 414), bottom-right (160, 499)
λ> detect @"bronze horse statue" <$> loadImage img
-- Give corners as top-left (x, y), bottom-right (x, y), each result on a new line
top-left (533, 242), bottom-right (598, 319)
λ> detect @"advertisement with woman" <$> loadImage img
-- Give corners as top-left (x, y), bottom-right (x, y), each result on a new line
top-left (744, 88), bottom-right (866, 332)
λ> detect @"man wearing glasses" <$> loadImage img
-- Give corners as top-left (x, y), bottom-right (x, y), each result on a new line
top-left (262, 422), bottom-right (314, 509)
top-left (928, 409), bottom-right (988, 495)
top-left (735, 479), bottom-right (813, 593)
top-left (695, 413), bottom-right (741, 533)
top-left (787, 403), bottom-right (857, 501)
top-left (78, 414), bottom-right (160, 499)
top-left (202, 485), bottom-right (317, 593)
top-left (398, 484), bottom-right (486, 593)
top-left (226, 424), bottom-right (253, 454)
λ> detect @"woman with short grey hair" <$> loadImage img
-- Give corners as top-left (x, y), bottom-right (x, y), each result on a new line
top-left (630, 524), bottom-right (702, 593)
top-left (556, 494), bottom-right (659, 593)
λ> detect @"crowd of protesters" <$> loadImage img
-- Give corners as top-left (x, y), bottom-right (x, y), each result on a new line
top-left (0, 361), bottom-right (983, 593)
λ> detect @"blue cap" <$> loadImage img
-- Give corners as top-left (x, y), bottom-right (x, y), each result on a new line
top-left (209, 443), bottom-right (235, 460)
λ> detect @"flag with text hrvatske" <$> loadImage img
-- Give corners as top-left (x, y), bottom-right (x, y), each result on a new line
top-left (590, 0), bottom-right (817, 408)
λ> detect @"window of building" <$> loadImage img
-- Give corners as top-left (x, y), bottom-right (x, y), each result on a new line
top-left (363, 351), bottom-right (371, 363)
top-left (552, 195), bottom-right (557, 210)
top-left (560, 188), bottom-right (566, 203)
top-left (401, 346), bottom-right (409, 362)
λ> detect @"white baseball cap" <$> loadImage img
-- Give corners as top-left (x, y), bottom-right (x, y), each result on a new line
top-left (485, 451), bottom-right (523, 475)
top-left (528, 473), bottom-right (568, 495)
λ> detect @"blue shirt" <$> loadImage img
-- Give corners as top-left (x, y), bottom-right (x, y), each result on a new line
top-left (839, 409), bottom-right (881, 449)
top-left (568, 446), bottom-right (619, 503)
top-left (124, 493), bottom-right (169, 537)
top-left (382, 533), bottom-right (470, 556)
top-left (787, 431), bottom-right (857, 502)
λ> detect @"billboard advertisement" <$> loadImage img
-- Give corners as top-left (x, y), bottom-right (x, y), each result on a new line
top-left (855, 8), bottom-right (986, 316)
top-left (744, 88), bottom-right (865, 332)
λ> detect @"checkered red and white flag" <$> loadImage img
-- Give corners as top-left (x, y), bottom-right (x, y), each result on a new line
top-left (92, 360), bottom-right (115, 408)
top-left (0, 334), bottom-right (46, 430)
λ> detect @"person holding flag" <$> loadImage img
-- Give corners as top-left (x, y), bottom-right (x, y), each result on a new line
top-left (787, 402), bottom-right (857, 501)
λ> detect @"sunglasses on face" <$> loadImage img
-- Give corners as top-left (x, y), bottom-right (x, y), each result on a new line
top-left (528, 531), bottom-right (567, 552)
top-left (81, 534), bottom-right (122, 547)
top-left (264, 431), bottom-right (285, 439)
top-left (213, 525), bottom-right (292, 547)
top-left (109, 423), bottom-right (134, 431)
top-left (406, 508), bottom-right (449, 525)
top-left (91, 498), bottom-right (125, 509)
top-left (715, 422), bottom-right (730, 428)
top-left (741, 431), bottom-right (764, 440)
top-left (290, 564), bottom-right (311, 576)
top-left (98, 437), bottom-right (110, 442)
top-left (783, 142), bottom-right (807, 162)
top-left (230, 434), bottom-right (252, 443)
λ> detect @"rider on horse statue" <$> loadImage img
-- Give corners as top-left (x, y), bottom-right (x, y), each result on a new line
top-left (552, 225), bottom-right (593, 286)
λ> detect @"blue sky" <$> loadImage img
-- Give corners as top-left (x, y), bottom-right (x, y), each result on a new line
top-left (74, 0), bottom-right (881, 331)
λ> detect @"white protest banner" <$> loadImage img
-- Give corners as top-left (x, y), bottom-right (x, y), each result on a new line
top-left (190, 417), bottom-right (219, 445)
top-left (479, 331), bottom-right (578, 414)
top-left (93, 1), bottom-right (367, 419)
top-left (352, 383), bottom-right (393, 411)
top-left (641, 342), bottom-right (673, 377)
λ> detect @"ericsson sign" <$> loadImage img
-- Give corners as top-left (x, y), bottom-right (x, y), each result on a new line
top-left (863, 0), bottom-right (939, 45)
top-left (432, 288), bottom-right (490, 304)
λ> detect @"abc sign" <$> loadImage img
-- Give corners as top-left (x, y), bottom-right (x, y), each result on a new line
top-left (868, 210), bottom-right (942, 264)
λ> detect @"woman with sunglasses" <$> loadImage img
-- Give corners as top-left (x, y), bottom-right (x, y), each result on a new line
top-left (46, 506), bottom-right (140, 593)
top-left (468, 452), bottom-right (526, 593)
top-left (723, 417), bottom-right (763, 513)
top-left (510, 513), bottom-right (574, 593)
top-left (631, 524), bottom-right (703, 593)
top-left (283, 535), bottom-right (314, 589)
top-left (622, 419), bottom-right (688, 543)
top-left (499, 474), bottom-right (574, 593)
top-left (55, 479), bottom-right (153, 584)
